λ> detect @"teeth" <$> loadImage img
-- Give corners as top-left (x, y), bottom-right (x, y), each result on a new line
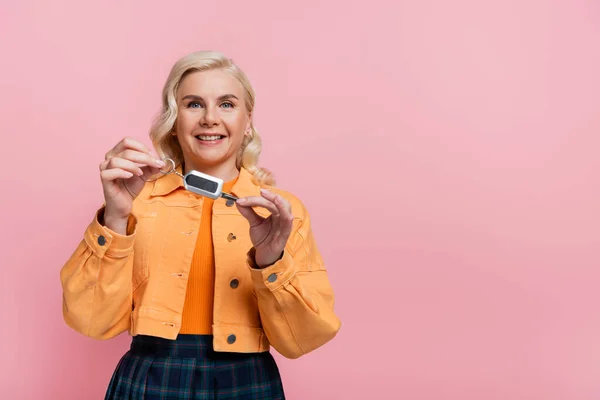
top-left (197, 135), bottom-right (222, 141)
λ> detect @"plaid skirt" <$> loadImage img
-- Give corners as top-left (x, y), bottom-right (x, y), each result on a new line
top-left (104, 334), bottom-right (285, 399)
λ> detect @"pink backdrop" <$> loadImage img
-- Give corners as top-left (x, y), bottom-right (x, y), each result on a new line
top-left (1, 0), bottom-right (599, 399)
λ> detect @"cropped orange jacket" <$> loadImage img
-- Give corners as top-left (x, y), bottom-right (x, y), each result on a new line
top-left (60, 167), bottom-right (341, 359)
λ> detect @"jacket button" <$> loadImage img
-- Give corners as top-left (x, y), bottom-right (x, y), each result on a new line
top-left (227, 334), bottom-right (236, 344)
top-left (230, 278), bottom-right (239, 289)
top-left (227, 233), bottom-right (236, 242)
top-left (226, 199), bottom-right (235, 207)
top-left (98, 235), bottom-right (106, 246)
top-left (267, 273), bottom-right (277, 283)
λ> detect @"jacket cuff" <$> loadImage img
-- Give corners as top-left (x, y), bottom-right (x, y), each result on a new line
top-left (84, 208), bottom-right (137, 259)
top-left (247, 248), bottom-right (295, 291)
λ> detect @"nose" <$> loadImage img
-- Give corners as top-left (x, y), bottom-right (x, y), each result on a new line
top-left (200, 104), bottom-right (219, 127)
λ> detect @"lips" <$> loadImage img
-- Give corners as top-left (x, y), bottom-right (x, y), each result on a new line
top-left (195, 134), bottom-right (225, 141)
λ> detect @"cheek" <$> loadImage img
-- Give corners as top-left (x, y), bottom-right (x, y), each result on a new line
top-left (176, 112), bottom-right (197, 131)
top-left (225, 114), bottom-right (249, 134)
top-left (173, 118), bottom-right (193, 145)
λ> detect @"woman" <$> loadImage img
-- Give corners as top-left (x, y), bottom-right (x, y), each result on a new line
top-left (60, 51), bottom-right (341, 399)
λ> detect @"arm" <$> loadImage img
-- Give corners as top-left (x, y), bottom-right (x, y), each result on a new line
top-left (60, 208), bottom-right (136, 340)
top-left (246, 206), bottom-right (341, 359)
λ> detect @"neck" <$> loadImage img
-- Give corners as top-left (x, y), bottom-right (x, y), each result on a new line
top-left (183, 160), bottom-right (240, 182)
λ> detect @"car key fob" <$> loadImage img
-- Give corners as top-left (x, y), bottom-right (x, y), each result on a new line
top-left (183, 170), bottom-right (238, 202)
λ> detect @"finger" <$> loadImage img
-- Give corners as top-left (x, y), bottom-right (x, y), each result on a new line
top-left (275, 201), bottom-right (294, 232)
top-left (106, 157), bottom-right (145, 176)
top-left (271, 209), bottom-right (293, 245)
top-left (270, 192), bottom-right (293, 219)
top-left (278, 214), bottom-right (294, 243)
top-left (115, 149), bottom-right (165, 169)
top-left (105, 137), bottom-right (150, 160)
top-left (260, 189), bottom-right (292, 214)
top-left (237, 196), bottom-right (279, 216)
top-left (235, 202), bottom-right (264, 227)
top-left (272, 211), bottom-right (294, 247)
top-left (140, 165), bottom-right (162, 180)
top-left (101, 168), bottom-right (134, 181)
top-left (260, 190), bottom-right (293, 226)
top-left (264, 194), bottom-right (293, 245)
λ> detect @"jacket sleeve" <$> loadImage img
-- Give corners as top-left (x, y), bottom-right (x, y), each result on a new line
top-left (247, 202), bottom-right (341, 359)
top-left (60, 207), bottom-right (137, 340)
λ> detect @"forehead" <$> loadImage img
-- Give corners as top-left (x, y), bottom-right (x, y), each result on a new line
top-left (177, 69), bottom-right (244, 98)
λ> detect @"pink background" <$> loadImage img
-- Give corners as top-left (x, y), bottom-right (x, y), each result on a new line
top-left (1, 0), bottom-right (599, 399)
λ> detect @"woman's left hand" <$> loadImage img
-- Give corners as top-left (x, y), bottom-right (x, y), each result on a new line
top-left (236, 189), bottom-right (294, 268)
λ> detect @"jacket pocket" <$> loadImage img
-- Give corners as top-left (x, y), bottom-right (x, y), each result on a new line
top-left (132, 211), bottom-right (156, 292)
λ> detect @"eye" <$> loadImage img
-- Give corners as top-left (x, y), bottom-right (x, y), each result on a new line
top-left (187, 101), bottom-right (202, 108)
top-left (220, 101), bottom-right (234, 109)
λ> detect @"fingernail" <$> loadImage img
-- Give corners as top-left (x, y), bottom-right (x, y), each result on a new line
top-left (156, 159), bottom-right (166, 167)
top-left (236, 198), bottom-right (246, 204)
top-left (260, 188), bottom-right (270, 195)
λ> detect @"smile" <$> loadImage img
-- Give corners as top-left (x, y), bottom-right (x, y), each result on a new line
top-left (195, 135), bottom-right (225, 141)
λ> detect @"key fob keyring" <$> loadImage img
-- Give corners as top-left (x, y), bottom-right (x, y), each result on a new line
top-left (143, 157), bottom-right (239, 202)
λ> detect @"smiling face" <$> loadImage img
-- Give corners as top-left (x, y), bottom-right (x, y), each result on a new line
top-left (172, 69), bottom-right (251, 179)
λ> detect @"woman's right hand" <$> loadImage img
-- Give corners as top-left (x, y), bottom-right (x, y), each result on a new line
top-left (99, 137), bottom-right (166, 233)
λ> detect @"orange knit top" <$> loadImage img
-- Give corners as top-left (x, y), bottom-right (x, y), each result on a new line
top-left (179, 177), bottom-right (238, 334)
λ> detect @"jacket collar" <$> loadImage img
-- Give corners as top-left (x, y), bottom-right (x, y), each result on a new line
top-left (149, 166), bottom-right (261, 199)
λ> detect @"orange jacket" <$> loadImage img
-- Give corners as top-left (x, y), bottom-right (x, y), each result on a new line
top-left (60, 167), bottom-right (341, 359)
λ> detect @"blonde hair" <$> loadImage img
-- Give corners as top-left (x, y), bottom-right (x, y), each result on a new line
top-left (149, 50), bottom-right (275, 186)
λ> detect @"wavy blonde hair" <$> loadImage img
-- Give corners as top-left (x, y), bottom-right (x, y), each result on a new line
top-left (149, 50), bottom-right (275, 186)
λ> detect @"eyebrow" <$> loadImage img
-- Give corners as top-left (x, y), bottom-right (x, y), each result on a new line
top-left (181, 94), bottom-right (239, 101)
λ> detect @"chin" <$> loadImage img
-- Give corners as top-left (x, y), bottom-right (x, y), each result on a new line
top-left (187, 150), bottom-right (232, 167)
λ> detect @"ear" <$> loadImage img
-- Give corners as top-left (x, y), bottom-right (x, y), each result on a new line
top-left (169, 120), bottom-right (178, 136)
top-left (244, 114), bottom-right (252, 136)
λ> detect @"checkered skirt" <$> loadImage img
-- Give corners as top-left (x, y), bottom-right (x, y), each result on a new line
top-left (104, 334), bottom-right (285, 399)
